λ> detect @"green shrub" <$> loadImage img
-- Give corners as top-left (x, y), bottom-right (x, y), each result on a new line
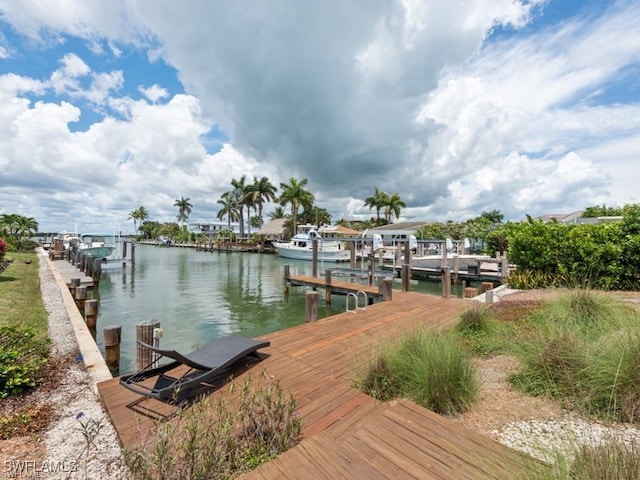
top-left (126, 373), bottom-right (302, 479)
top-left (0, 325), bottom-right (49, 398)
top-left (357, 329), bottom-right (478, 416)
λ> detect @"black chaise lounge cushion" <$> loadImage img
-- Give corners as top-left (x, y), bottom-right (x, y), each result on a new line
top-left (119, 335), bottom-right (270, 402)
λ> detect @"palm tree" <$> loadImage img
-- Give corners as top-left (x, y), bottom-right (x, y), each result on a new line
top-left (217, 192), bottom-right (240, 231)
top-left (278, 177), bottom-right (315, 236)
top-left (383, 193), bottom-right (406, 222)
top-left (269, 206), bottom-right (286, 220)
top-left (0, 213), bottom-right (21, 237)
top-left (230, 176), bottom-right (248, 238)
top-left (128, 206), bottom-right (149, 235)
top-left (363, 187), bottom-right (389, 222)
top-left (173, 196), bottom-right (193, 233)
top-left (246, 176), bottom-right (277, 229)
top-left (15, 216), bottom-right (38, 238)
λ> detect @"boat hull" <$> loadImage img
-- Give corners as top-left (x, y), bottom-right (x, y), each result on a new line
top-left (82, 246), bottom-right (115, 258)
top-left (274, 244), bottom-right (350, 262)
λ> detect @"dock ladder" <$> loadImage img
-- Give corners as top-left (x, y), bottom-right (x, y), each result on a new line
top-left (346, 291), bottom-right (368, 313)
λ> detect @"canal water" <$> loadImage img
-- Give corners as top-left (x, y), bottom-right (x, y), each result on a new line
top-left (95, 244), bottom-right (452, 373)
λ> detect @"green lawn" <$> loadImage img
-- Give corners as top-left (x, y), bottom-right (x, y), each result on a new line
top-left (0, 252), bottom-right (48, 338)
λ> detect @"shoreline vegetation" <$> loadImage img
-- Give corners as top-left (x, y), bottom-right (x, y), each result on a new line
top-left (3, 247), bottom-right (640, 477)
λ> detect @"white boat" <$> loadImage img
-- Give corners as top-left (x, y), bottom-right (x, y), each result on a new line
top-left (59, 233), bottom-right (115, 259)
top-left (274, 225), bottom-right (351, 262)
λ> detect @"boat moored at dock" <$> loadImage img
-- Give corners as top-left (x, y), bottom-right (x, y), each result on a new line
top-left (274, 225), bottom-right (351, 262)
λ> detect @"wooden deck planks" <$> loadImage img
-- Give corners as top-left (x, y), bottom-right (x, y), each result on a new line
top-left (99, 290), bottom-right (543, 479)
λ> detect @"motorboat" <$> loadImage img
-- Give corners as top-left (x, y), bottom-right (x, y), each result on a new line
top-left (274, 225), bottom-right (351, 262)
top-left (59, 233), bottom-right (115, 259)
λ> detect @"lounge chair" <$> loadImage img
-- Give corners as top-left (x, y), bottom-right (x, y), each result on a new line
top-left (120, 336), bottom-right (270, 404)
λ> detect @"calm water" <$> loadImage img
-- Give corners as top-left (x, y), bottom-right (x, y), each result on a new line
top-left (94, 244), bottom-right (450, 373)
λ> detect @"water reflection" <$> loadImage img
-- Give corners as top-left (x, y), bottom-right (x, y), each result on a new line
top-left (96, 245), bottom-right (343, 373)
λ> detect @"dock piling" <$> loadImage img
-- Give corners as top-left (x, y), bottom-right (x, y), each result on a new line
top-left (85, 299), bottom-right (98, 336)
top-left (305, 291), bottom-right (318, 323)
top-left (75, 286), bottom-right (87, 315)
top-left (103, 325), bottom-right (122, 373)
top-left (136, 319), bottom-right (160, 371)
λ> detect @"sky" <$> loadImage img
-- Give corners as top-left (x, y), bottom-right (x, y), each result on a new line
top-left (1, 0), bottom-right (639, 234)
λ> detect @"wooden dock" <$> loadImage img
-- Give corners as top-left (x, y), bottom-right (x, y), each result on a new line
top-left (286, 274), bottom-right (384, 301)
top-left (98, 292), bottom-right (542, 478)
top-left (48, 258), bottom-right (94, 287)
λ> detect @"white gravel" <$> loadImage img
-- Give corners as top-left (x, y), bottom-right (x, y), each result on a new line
top-left (495, 415), bottom-right (640, 464)
top-left (39, 255), bottom-right (129, 479)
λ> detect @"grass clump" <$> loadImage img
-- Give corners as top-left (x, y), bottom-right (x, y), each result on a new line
top-left (505, 289), bottom-right (640, 422)
top-left (453, 304), bottom-right (506, 356)
top-left (126, 373), bottom-right (302, 480)
top-left (567, 439), bottom-right (640, 480)
top-left (356, 328), bottom-right (478, 416)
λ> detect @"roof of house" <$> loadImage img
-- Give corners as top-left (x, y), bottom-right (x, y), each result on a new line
top-left (367, 221), bottom-right (428, 232)
top-left (318, 224), bottom-right (361, 236)
top-left (256, 218), bottom-right (286, 236)
top-left (537, 211), bottom-right (584, 223)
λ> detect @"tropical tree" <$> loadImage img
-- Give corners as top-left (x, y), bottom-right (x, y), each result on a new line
top-left (269, 206), bottom-right (286, 220)
top-left (0, 214), bottom-right (38, 238)
top-left (217, 192), bottom-right (240, 231)
top-left (173, 196), bottom-right (193, 232)
top-left (363, 187), bottom-right (389, 222)
top-left (246, 176), bottom-right (277, 229)
top-left (128, 206), bottom-right (149, 235)
top-left (230, 176), bottom-right (248, 238)
top-left (300, 206), bottom-right (331, 227)
top-left (480, 210), bottom-right (504, 224)
top-left (15, 216), bottom-right (38, 238)
top-left (278, 177), bottom-right (315, 236)
top-left (383, 193), bottom-right (406, 222)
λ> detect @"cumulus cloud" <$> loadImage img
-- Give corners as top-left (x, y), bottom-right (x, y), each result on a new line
top-left (0, 0), bottom-right (639, 232)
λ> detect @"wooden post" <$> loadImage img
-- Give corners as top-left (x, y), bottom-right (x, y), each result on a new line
top-left (380, 278), bottom-right (393, 301)
top-left (401, 264), bottom-right (410, 292)
top-left (69, 277), bottom-right (81, 298)
top-left (136, 319), bottom-right (160, 371)
top-left (283, 265), bottom-right (290, 298)
top-left (464, 287), bottom-right (479, 298)
top-left (442, 267), bottom-right (451, 298)
top-left (324, 269), bottom-right (332, 305)
top-left (404, 240), bottom-right (411, 274)
top-left (85, 299), bottom-right (98, 338)
top-left (453, 256), bottom-right (459, 284)
top-left (75, 286), bottom-right (87, 315)
top-left (501, 256), bottom-right (509, 282)
top-left (481, 282), bottom-right (493, 293)
top-left (130, 243), bottom-right (136, 268)
top-left (312, 239), bottom-right (318, 277)
top-left (103, 325), bottom-right (121, 373)
top-left (350, 242), bottom-right (356, 269)
top-left (92, 258), bottom-right (102, 286)
top-left (442, 241), bottom-right (448, 268)
top-left (305, 291), bottom-right (318, 323)
top-left (123, 241), bottom-right (128, 259)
